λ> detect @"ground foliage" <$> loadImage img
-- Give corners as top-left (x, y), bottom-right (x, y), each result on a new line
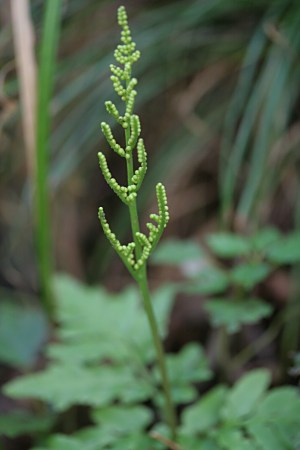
top-left (3, 273), bottom-right (300, 449)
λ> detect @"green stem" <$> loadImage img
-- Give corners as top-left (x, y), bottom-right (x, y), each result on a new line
top-left (36, 0), bottom-right (61, 316)
top-left (125, 127), bottom-right (177, 441)
top-left (137, 269), bottom-right (177, 441)
top-left (125, 142), bottom-right (142, 258)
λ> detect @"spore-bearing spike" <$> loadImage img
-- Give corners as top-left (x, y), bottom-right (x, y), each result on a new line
top-left (98, 152), bottom-right (128, 203)
top-left (105, 101), bottom-right (122, 124)
top-left (98, 207), bottom-right (135, 276)
top-left (98, 6), bottom-right (169, 276)
top-left (131, 138), bottom-right (147, 189)
top-left (101, 122), bottom-right (126, 157)
top-left (126, 115), bottom-right (141, 152)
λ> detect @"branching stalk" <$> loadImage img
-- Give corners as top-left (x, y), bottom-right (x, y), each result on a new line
top-left (98, 6), bottom-right (177, 440)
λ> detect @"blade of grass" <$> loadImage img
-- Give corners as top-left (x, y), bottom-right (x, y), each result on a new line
top-left (237, 4), bottom-right (300, 223)
top-left (36, 0), bottom-right (62, 315)
top-left (237, 50), bottom-right (290, 224)
top-left (220, 2), bottom-right (300, 227)
top-left (219, 28), bottom-right (267, 226)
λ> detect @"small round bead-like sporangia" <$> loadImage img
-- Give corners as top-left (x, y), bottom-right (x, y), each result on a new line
top-left (98, 6), bottom-right (169, 274)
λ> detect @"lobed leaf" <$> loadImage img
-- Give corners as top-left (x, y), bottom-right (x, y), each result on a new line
top-left (204, 297), bottom-right (273, 333)
top-left (151, 239), bottom-right (204, 265)
top-left (229, 262), bottom-right (271, 289)
top-left (91, 404), bottom-right (152, 436)
top-left (206, 232), bottom-right (251, 258)
top-left (187, 266), bottom-right (229, 295)
top-left (0, 411), bottom-right (54, 438)
top-left (266, 232), bottom-right (300, 264)
top-left (181, 385), bottom-right (228, 435)
top-left (153, 343), bottom-right (212, 405)
top-left (221, 369), bottom-right (270, 420)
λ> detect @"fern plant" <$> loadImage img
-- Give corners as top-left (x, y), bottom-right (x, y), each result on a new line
top-left (97, 5), bottom-right (176, 440)
top-left (3, 6), bottom-right (300, 450)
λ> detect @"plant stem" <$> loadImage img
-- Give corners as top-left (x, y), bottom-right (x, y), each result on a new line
top-left (125, 127), bottom-right (177, 440)
top-left (138, 269), bottom-right (177, 441)
top-left (36, 0), bottom-right (61, 315)
top-left (125, 142), bottom-right (142, 257)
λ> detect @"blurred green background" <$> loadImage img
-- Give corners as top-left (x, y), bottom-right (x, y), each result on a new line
top-left (1, 0), bottom-right (299, 293)
top-left (1, 0), bottom-right (300, 448)
top-left (1, 0), bottom-right (300, 421)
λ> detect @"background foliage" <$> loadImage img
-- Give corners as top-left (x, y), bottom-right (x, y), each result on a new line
top-left (0, 0), bottom-right (300, 449)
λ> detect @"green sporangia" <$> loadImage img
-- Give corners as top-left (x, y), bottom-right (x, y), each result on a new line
top-left (98, 6), bottom-right (169, 279)
top-left (98, 5), bottom-right (176, 442)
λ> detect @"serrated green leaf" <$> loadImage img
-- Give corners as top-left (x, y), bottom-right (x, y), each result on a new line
top-left (109, 432), bottom-right (164, 450)
top-left (216, 427), bottom-right (256, 450)
top-left (266, 232), bottom-right (300, 264)
top-left (187, 267), bottom-right (229, 295)
top-left (255, 387), bottom-right (300, 422)
top-left (52, 274), bottom-right (175, 365)
top-left (166, 343), bottom-right (212, 385)
top-left (181, 385), bottom-right (228, 435)
top-left (151, 239), bottom-right (204, 265)
top-left (0, 302), bottom-right (48, 368)
top-left (206, 233), bottom-right (251, 258)
top-left (47, 428), bottom-right (160, 450)
top-left (153, 343), bottom-right (211, 407)
top-left (0, 411), bottom-right (54, 438)
top-left (247, 421), bottom-right (287, 450)
top-left (53, 274), bottom-right (140, 343)
top-left (179, 435), bottom-right (216, 450)
top-left (47, 338), bottom-right (130, 365)
top-left (170, 384), bottom-right (198, 404)
top-left (33, 435), bottom-right (84, 450)
top-left (4, 364), bottom-right (152, 411)
top-left (251, 228), bottom-right (281, 252)
top-left (74, 426), bottom-right (119, 448)
top-left (230, 263), bottom-right (271, 289)
top-left (154, 344), bottom-right (211, 407)
top-left (91, 405), bottom-right (152, 437)
top-left (271, 422), bottom-right (300, 448)
top-left (222, 369), bottom-right (270, 420)
top-left (204, 298), bottom-right (273, 333)
top-left (4, 275), bottom-right (176, 412)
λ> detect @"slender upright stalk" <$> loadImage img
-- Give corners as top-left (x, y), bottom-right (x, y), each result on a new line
top-left (36, 0), bottom-right (61, 315)
top-left (138, 269), bottom-right (177, 440)
top-left (98, 6), bottom-right (177, 440)
top-left (124, 120), bottom-right (177, 440)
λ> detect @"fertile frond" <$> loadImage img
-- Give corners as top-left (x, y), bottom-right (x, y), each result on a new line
top-left (98, 207), bottom-right (135, 276)
top-left (98, 152), bottom-right (128, 203)
top-left (125, 87), bottom-right (137, 118)
top-left (134, 232), bottom-right (152, 270)
top-left (146, 183), bottom-right (169, 251)
top-left (117, 6), bottom-right (140, 65)
top-left (98, 6), bottom-right (168, 276)
top-left (101, 122), bottom-right (126, 158)
top-left (126, 115), bottom-right (141, 153)
top-left (132, 138), bottom-right (147, 189)
top-left (105, 101), bottom-right (122, 124)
